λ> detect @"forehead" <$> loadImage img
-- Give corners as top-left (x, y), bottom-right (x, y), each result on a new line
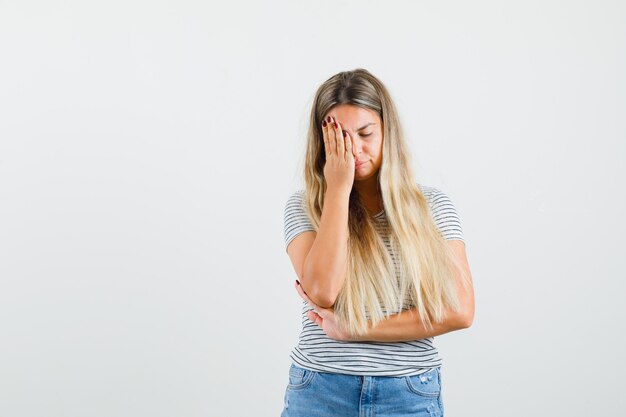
top-left (326, 104), bottom-right (379, 129)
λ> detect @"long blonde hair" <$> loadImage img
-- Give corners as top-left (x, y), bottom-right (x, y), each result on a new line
top-left (302, 68), bottom-right (471, 337)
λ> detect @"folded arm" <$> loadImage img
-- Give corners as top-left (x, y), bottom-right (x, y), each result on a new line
top-left (351, 304), bottom-right (467, 342)
top-left (352, 240), bottom-right (474, 342)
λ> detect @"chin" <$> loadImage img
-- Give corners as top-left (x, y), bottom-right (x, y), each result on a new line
top-left (355, 172), bottom-right (374, 180)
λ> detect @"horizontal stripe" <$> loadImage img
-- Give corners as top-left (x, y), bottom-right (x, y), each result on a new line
top-left (283, 183), bottom-right (465, 376)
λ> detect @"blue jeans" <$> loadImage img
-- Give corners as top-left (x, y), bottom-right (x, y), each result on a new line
top-left (280, 363), bottom-right (445, 417)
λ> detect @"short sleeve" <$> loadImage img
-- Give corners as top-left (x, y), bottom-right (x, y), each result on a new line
top-left (283, 190), bottom-right (316, 252)
top-left (427, 187), bottom-right (465, 242)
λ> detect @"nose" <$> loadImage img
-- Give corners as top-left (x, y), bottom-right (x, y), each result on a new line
top-left (351, 136), bottom-right (363, 155)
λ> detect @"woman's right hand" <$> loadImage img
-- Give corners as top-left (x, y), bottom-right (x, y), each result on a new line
top-left (322, 116), bottom-right (356, 193)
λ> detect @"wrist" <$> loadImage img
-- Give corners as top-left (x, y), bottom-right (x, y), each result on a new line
top-left (349, 322), bottom-right (372, 342)
top-left (325, 186), bottom-right (351, 200)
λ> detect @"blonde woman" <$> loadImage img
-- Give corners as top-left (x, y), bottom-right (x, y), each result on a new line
top-left (281, 68), bottom-right (474, 417)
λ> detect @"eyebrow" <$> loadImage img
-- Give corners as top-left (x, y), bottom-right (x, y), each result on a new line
top-left (355, 123), bottom-right (376, 131)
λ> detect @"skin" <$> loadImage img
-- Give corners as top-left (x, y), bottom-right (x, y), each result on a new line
top-left (294, 104), bottom-right (475, 342)
top-left (295, 280), bottom-right (353, 341)
top-left (296, 238), bottom-right (474, 342)
top-left (323, 104), bottom-right (384, 214)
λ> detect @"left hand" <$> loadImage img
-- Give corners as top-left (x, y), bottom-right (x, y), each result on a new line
top-left (294, 280), bottom-right (356, 342)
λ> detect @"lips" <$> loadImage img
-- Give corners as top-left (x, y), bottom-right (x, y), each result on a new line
top-left (355, 160), bottom-right (367, 168)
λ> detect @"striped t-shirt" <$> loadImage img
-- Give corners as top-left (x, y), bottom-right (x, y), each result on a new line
top-left (283, 184), bottom-right (465, 377)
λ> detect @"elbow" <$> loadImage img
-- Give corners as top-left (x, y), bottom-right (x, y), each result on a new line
top-left (299, 275), bottom-right (340, 309)
top-left (313, 296), bottom-right (335, 309)
top-left (456, 292), bottom-right (475, 329)
top-left (458, 308), bottom-right (474, 329)
top-left (308, 287), bottom-right (338, 309)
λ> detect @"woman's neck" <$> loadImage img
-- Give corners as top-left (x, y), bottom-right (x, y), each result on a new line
top-left (354, 181), bottom-right (383, 215)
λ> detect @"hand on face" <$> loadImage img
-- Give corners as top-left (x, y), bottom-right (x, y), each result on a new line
top-left (322, 115), bottom-right (357, 194)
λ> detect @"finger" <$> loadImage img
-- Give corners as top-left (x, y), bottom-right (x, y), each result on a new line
top-left (307, 310), bottom-right (322, 327)
top-left (331, 119), bottom-right (346, 156)
top-left (327, 116), bottom-right (337, 158)
top-left (343, 130), bottom-right (353, 162)
top-left (295, 281), bottom-right (319, 309)
top-left (333, 121), bottom-right (346, 156)
top-left (314, 307), bottom-right (330, 319)
top-left (295, 281), bottom-right (308, 300)
top-left (322, 118), bottom-right (330, 159)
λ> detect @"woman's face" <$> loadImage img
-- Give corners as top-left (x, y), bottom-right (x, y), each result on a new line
top-left (323, 104), bottom-right (383, 183)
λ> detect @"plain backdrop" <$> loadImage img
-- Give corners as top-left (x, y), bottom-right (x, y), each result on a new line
top-left (1, 1), bottom-right (625, 416)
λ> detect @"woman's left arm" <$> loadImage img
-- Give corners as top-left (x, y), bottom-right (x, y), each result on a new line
top-left (354, 240), bottom-right (474, 342)
top-left (298, 240), bottom-right (474, 343)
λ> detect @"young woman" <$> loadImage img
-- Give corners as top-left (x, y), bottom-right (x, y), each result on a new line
top-left (281, 68), bottom-right (475, 417)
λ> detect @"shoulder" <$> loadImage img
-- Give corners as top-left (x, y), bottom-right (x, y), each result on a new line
top-left (417, 183), bottom-right (465, 242)
top-left (284, 189), bottom-right (306, 211)
top-left (418, 183), bottom-right (455, 209)
top-left (283, 189), bottom-right (315, 249)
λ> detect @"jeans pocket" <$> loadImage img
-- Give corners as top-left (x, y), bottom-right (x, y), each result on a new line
top-left (437, 367), bottom-right (445, 414)
top-left (287, 363), bottom-right (317, 390)
top-left (404, 367), bottom-right (441, 398)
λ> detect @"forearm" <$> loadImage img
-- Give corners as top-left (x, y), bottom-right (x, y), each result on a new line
top-left (352, 307), bottom-right (467, 342)
top-left (355, 240), bottom-right (475, 342)
top-left (302, 187), bottom-right (350, 308)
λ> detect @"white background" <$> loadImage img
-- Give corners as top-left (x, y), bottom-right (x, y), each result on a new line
top-left (1, 1), bottom-right (624, 416)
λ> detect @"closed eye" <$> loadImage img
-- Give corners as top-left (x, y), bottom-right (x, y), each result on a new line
top-left (342, 131), bottom-right (373, 137)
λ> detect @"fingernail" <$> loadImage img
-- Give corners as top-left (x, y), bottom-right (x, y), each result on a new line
top-left (326, 116), bottom-right (331, 123)
top-left (295, 279), bottom-right (300, 285)
top-left (322, 120), bottom-right (327, 127)
top-left (343, 131), bottom-right (347, 137)
top-left (334, 121), bottom-right (338, 128)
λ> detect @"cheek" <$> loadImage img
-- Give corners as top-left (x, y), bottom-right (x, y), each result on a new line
top-left (374, 138), bottom-right (384, 152)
